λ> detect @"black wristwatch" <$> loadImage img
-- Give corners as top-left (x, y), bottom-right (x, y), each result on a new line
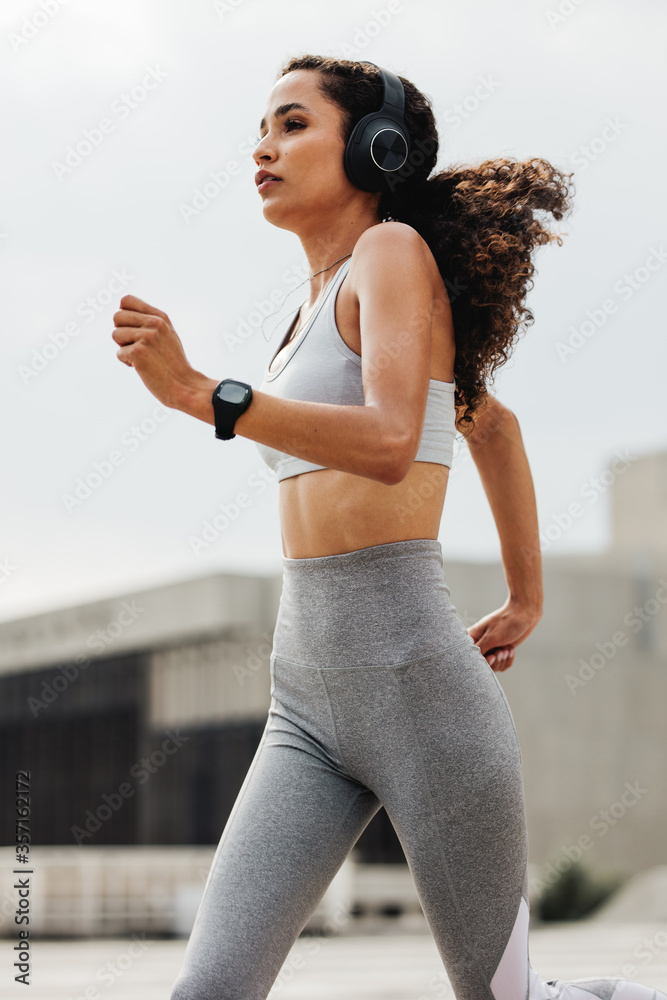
top-left (211, 379), bottom-right (253, 440)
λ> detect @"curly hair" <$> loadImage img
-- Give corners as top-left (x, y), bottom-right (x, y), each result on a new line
top-left (277, 54), bottom-right (576, 433)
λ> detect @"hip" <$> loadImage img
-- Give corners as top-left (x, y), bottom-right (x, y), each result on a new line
top-left (272, 536), bottom-right (473, 669)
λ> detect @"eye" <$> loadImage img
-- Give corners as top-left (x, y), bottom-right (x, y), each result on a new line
top-left (255, 119), bottom-right (305, 144)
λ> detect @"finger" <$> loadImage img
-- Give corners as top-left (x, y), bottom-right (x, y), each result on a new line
top-left (486, 644), bottom-right (513, 668)
top-left (113, 308), bottom-right (163, 329)
top-left (467, 622), bottom-right (489, 643)
top-left (119, 294), bottom-right (168, 319)
top-left (116, 346), bottom-right (135, 367)
top-left (112, 326), bottom-right (142, 347)
top-left (494, 647), bottom-right (515, 671)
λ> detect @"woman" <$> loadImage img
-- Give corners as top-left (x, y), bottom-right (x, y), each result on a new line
top-left (112, 56), bottom-right (664, 1000)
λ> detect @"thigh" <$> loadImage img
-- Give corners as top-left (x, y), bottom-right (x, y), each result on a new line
top-left (169, 714), bottom-right (381, 1000)
top-left (381, 638), bottom-right (530, 1000)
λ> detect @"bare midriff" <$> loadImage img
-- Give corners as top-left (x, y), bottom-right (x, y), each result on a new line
top-left (278, 257), bottom-right (457, 560)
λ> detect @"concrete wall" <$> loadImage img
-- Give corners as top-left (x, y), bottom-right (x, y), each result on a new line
top-left (1, 449), bottom-right (665, 882)
top-left (445, 554), bottom-right (667, 883)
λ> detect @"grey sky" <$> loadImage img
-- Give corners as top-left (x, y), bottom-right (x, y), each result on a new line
top-left (1, 0), bottom-right (665, 621)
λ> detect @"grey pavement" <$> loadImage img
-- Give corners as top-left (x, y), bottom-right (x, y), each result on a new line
top-left (5, 917), bottom-right (667, 1000)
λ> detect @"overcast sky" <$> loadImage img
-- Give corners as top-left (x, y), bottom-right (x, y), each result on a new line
top-left (1, 0), bottom-right (665, 622)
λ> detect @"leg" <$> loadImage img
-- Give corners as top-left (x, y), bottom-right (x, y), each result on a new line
top-left (169, 699), bottom-right (381, 1000)
top-left (266, 539), bottom-right (666, 1000)
top-left (381, 637), bottom-right (667, 1000)
top-left (321, 634), bottom-right (666, 1000)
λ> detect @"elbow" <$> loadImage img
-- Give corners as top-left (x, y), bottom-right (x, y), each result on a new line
top-left (468, 402), bottom-right (517, 451)
top-left (377, 431), bottom-right (417, 486)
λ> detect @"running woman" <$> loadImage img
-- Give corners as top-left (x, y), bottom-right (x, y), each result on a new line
top-left (112, 54), bottom-right (665, 1000)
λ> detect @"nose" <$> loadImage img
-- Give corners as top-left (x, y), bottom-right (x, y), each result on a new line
top-left (252, 132), bottom-right (275, 165)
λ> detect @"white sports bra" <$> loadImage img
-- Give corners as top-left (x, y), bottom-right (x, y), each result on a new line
top-left (254, 258), bottom-right (456, 482)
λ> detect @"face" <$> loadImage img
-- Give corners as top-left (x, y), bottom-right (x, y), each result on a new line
top-left (253, 69), bottom-right (374, 231)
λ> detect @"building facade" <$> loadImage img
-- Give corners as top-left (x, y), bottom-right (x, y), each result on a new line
top-left (1, 450), bottom-right (665, 881)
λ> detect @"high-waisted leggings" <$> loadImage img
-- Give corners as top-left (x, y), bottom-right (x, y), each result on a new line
top-left (169, 538), bottom-right (665, 1000)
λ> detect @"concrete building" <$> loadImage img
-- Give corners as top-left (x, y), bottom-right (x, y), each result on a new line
top-left (0, 449), bottom-right (665, 911)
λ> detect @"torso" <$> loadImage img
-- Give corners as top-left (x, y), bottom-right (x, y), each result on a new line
top-left (278, 244), bottom-right (456, 559)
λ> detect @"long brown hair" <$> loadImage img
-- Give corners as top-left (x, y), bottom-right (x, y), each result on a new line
top-left (278, 54), bottom-right (575, 432)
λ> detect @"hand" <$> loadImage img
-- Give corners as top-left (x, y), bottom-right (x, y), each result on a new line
top-left (112, 294), bottom-right (198, 409)
top-left (467, 597), bottom-right (542, 672)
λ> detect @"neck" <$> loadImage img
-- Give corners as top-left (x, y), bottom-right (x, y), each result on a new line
top-left (296, 203), bottom-right (384, 304)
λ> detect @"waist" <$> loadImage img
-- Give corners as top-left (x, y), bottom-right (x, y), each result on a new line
top-left (272, 537), bottom-right (472, 668)
top-left (278, 462), bottom-right (450, 559)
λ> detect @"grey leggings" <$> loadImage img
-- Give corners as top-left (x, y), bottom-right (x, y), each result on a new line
top-left (169, 539), bottom-right (665, 1000)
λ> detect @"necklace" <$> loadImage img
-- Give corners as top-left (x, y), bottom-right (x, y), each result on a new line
top-left (261, 251), bottom-right (354, 348)
top-left (283, 253), bottom-right (353, 346)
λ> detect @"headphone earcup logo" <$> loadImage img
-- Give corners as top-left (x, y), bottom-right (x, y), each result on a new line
top-left (369, 127), bottom-right (409, 173)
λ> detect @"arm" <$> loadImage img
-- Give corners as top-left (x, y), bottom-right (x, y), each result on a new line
top-left (112, 223), bottom-right (434, 487)
top-left (178, 381), bottom-right (408, 486)
top-left (458, 394), bottom-right (544, 670)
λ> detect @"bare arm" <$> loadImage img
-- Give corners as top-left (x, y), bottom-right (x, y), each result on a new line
top-left (112, 222), bottom-right (434, 487)
top-left (458, 394), bottom-right (544, 669)
top-left (177, 378), bottom-right (409, 486)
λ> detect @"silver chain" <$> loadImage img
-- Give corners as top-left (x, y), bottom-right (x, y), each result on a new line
top-left (287, 253), bottom-right (353, 342)
top-left (299, 252), bottom-right (353, 287)
top-left (261, 252), bottom-right (353, 345)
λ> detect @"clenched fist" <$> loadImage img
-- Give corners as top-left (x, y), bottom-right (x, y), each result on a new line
top-left (112, 294), bottom-right (199, 409)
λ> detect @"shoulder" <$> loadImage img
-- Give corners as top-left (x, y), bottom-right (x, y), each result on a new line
top-left (348, 222), bottom-right (435, 294)
top-left (352, 220), bottom-right (431, 263)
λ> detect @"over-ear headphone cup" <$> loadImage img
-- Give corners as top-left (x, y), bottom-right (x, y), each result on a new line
top-left (345, 116), bottom-right (410, 192)
top-left (343, 66), bottom-right (412, 193)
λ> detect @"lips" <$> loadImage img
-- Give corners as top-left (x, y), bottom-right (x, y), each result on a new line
top-left (255, 169), bottom-right (282, 192)
top-left (257, 177), bottom-right (282, 193)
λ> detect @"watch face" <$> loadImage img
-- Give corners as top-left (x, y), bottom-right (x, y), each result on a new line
top-left (219, 382), bottom-right (247, 404)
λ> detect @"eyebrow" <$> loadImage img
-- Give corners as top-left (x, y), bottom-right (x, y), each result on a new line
top-left (259, 102), bottom-right (312, 133)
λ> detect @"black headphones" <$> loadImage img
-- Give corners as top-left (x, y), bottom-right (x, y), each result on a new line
top-left (343, 61), bottom-right (411, 193)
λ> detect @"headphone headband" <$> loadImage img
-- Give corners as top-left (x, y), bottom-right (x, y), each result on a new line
top-left (363, 60), bottom-right (405, 116)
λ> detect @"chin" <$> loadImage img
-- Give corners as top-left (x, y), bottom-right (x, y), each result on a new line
top-left (260, 199), bottom-right (301, 234)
